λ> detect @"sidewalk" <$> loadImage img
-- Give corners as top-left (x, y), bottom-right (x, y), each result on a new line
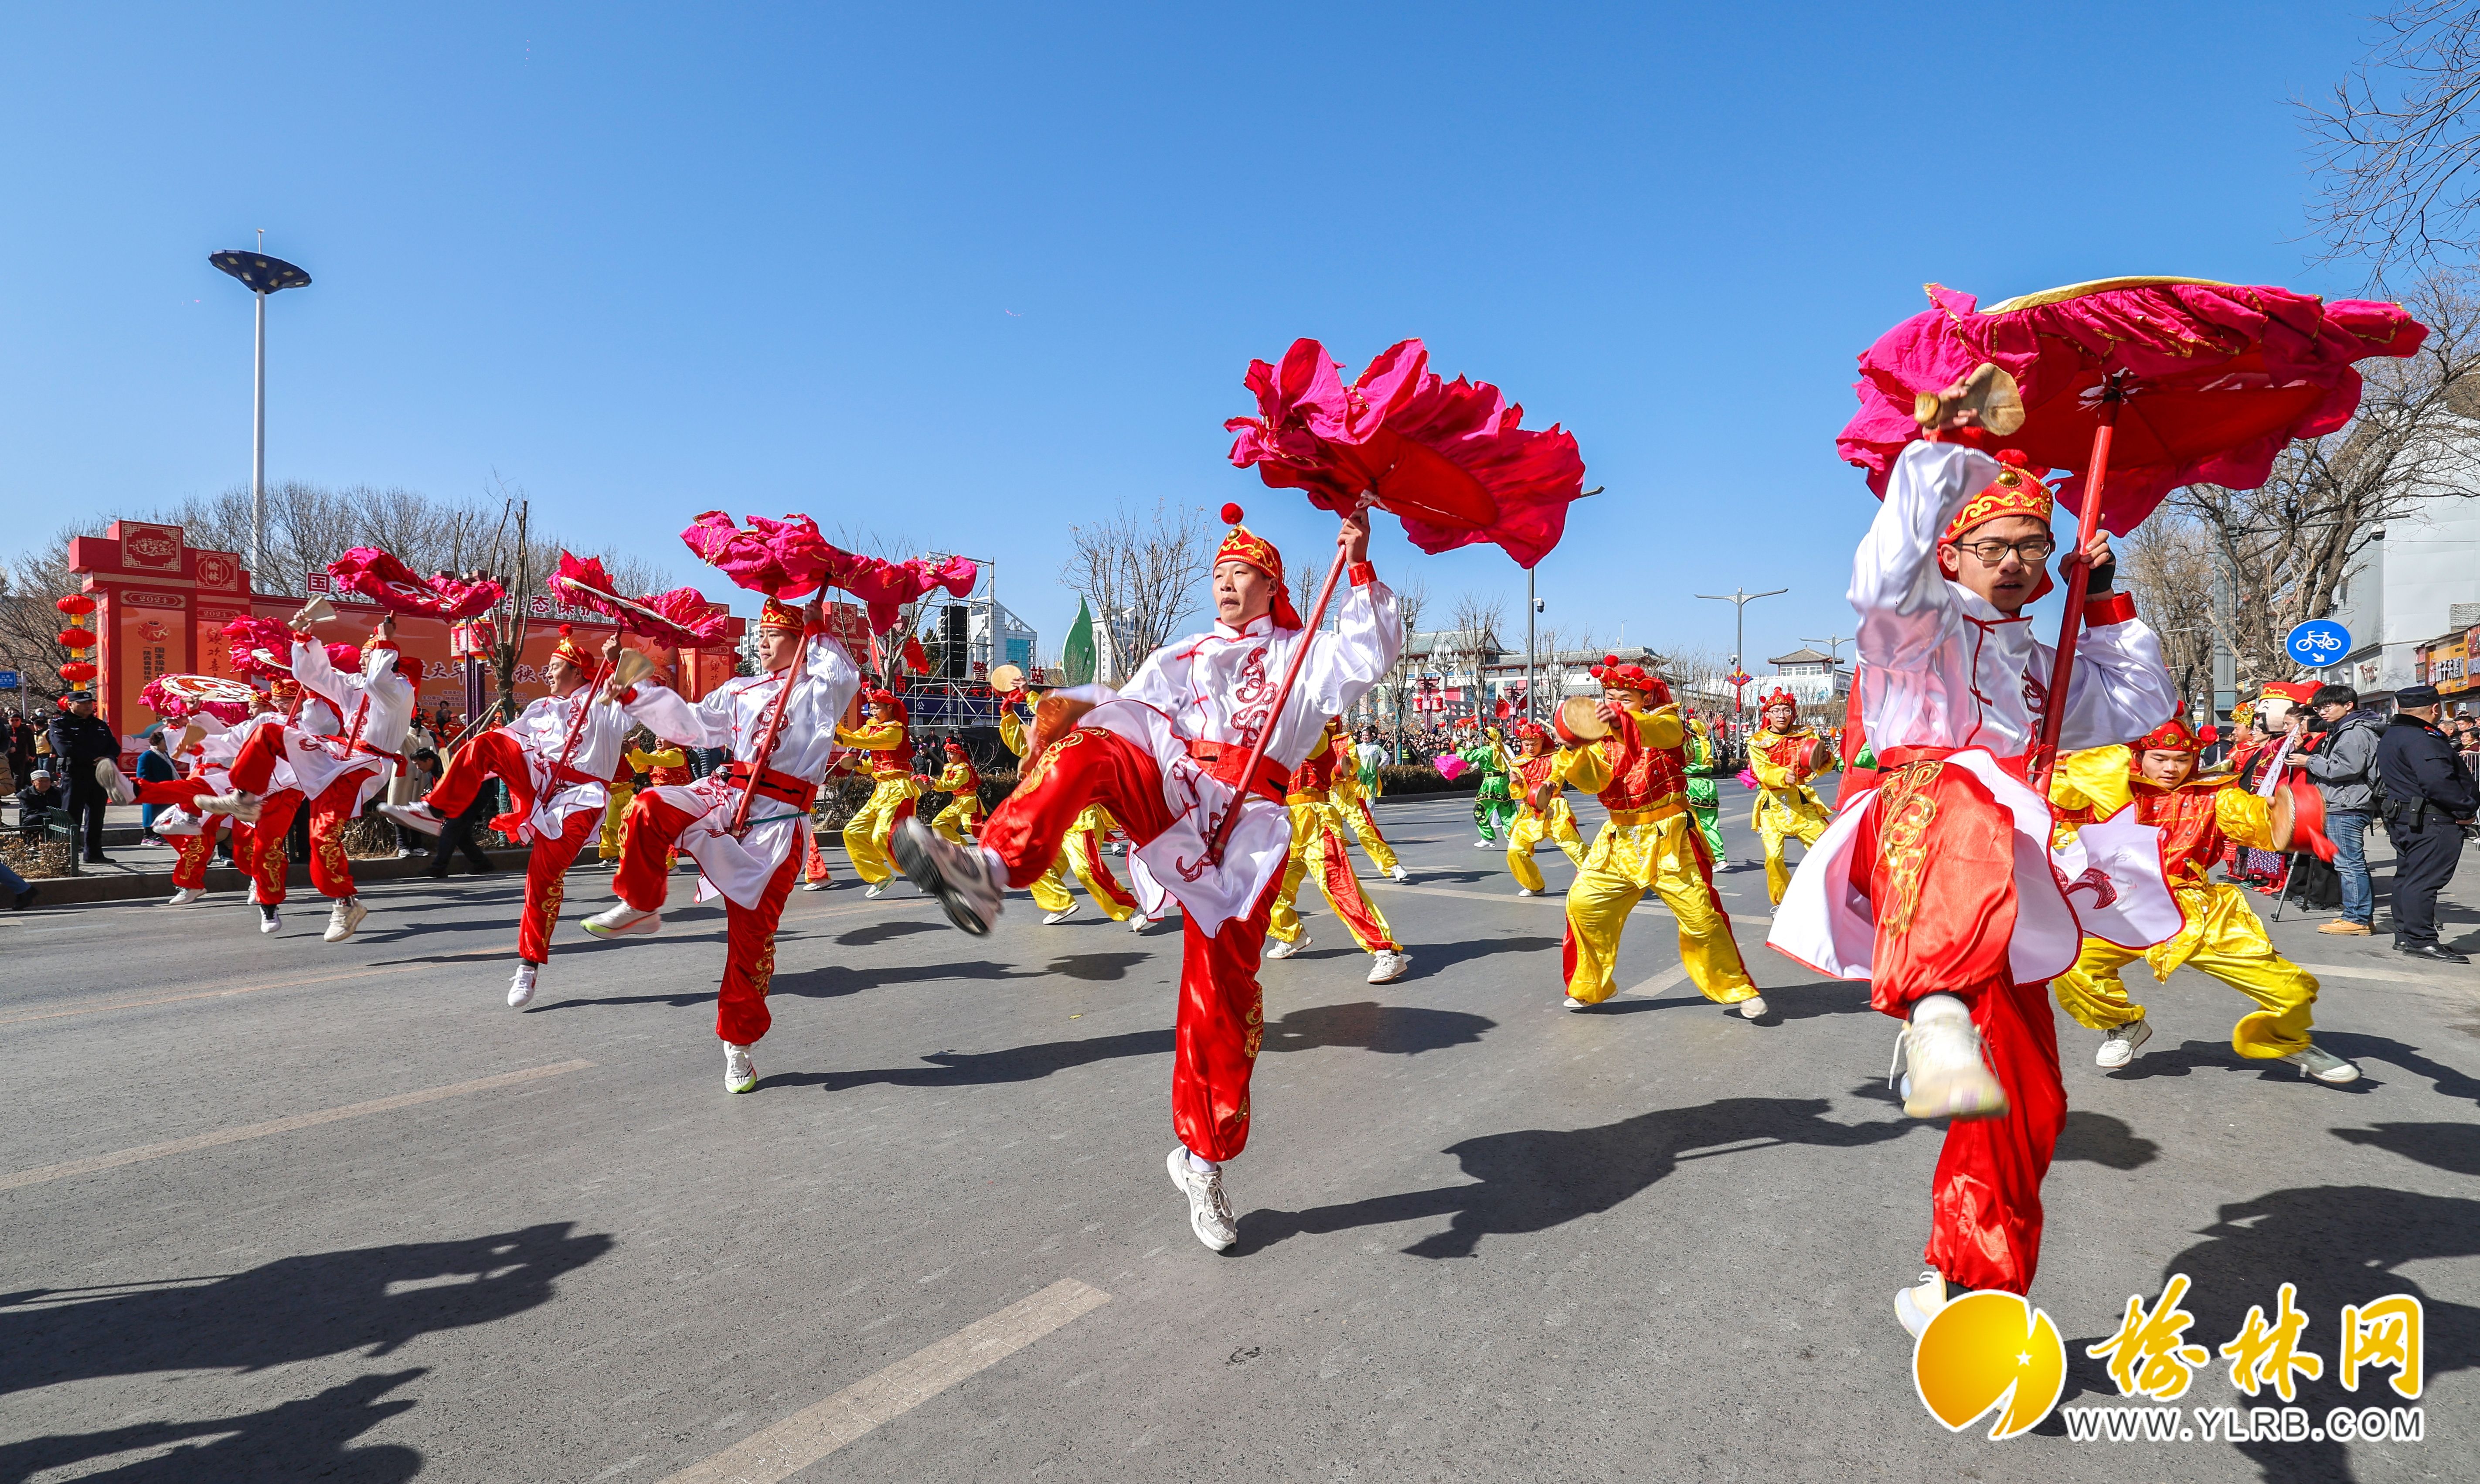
top-left (8, 803), bottom-right (532, 906)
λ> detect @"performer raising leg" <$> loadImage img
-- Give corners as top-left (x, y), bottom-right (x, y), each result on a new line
top-left (1748, 688), bottom-right (1831, 906)
top-left (583, 598), bottom-right (861, 1093)
top-left (893, 503), bottom-right (1402, 1251)
top-left (1766, 402), bottom-right (2177, 1338)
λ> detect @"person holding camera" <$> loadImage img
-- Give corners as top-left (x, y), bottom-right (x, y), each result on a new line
top-left (2284, 684), bottom-right (2386, 935)
top-left (2375, 684), bottom-right (2480, 963)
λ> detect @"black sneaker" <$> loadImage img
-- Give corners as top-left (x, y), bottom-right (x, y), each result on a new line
top-left (11, 885), bottom-right (36, 910)
top-left (890, 817), bottom-right (1002, 936)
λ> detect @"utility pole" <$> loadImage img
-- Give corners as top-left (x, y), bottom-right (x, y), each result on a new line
top-left (209, 239), bottom-right (312, 586)
top-left (1696, 586), bottom-right (1788, 759)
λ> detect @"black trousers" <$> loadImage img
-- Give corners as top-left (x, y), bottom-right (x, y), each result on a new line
top-left (426, 816), bottom-right (496, 876)
top-left (2387, 814), bottom-right (2465, 948)
top-left (65, 773), bottom-right (108, 859)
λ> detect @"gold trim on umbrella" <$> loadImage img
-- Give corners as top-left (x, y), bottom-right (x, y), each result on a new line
top-left (1978, 276), bottom-right (2237, 314)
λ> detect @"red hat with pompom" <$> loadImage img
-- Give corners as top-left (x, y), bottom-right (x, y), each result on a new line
top-left (1213, 504), bottom-right (1301, 629)
top-left (1942, 449), bottom-right (2056, 544)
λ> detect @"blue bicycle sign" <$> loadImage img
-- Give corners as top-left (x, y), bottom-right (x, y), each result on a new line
top-left (2285, 619), bottom-right (2352, 667)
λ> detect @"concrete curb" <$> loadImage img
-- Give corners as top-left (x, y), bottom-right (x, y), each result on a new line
top-left (13, 849), bottom-right (538, 907)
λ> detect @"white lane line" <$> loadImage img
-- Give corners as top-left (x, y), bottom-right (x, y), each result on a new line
top-left (0, 963), bottom-right (437, 1026)
top-left (1362, 878), bottom-right (1770, 926)
top-left (658, 1278), bottom-right (1111, 1484)
top-left (1625, 963), bottom-right (1691, 999)
top-left (2295, 960), bottom-right (2463, 987)
top-left (0, 1060), bottom-right (595, 1192)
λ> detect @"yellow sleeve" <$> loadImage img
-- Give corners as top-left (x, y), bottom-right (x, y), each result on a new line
top-left (2050, 745), bottom-right (2133, 817)
top-left (2214, 787), bottom-right (2279, 851)
top-left (1561, 739), bottom-right (1613, 794)
top-left (936, 761), bottom-right (969, 790)
top-left (649, 746), bottom-right (685, 769)
top-left (626, 747), bottom-right (653, 769)
top-left (834, 721), bottom-right (905, 752)
top-left (999, 709), bottom-right (1027, 757)
top-left (1636, 705), bottom-right (1684, 752)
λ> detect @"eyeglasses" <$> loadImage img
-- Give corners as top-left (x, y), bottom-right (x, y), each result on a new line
top-left (1953, 535), bottom-right (2057, 565)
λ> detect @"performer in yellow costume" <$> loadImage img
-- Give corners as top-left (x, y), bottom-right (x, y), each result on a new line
top-left (1748, 687), bottom-right (1830, 905)
top-left (1265, 718), bottom-right (1412, 984)
top-left (1503, 718), bottom-right (1586, 895)
top-left (1555, 657), bottom-right (1762, 1017)
top-left (836, 688), bottom-right (918, 897)
top-left (927, 739), bottom-right (984, 843)
top-left (1000, 684), bottom-right (1143, 928)
top-left (2047, 720), bottom-right (2358, 1083)
top-left (1326, 724), bottom-right (1408, 882)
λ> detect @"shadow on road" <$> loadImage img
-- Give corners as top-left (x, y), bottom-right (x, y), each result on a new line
top-left (756, 1001), bottom-right (1495, 1092)
top-left (2330, 1119), bottom-right (2480, 1176)
top-left (836, 919), bottom-right (948, 948)
top-left (2043, 1186), bottom-right (2476, 1484)
top-left (0, 1222), bottom-right (610, 1480)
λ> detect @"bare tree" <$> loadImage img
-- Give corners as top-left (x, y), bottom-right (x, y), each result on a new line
top-left (0, 527), bottom-right (83, 708)
top-left (2118, 521), bottom-right (2220, 708)
top-left (1447, 592), bottom-right (1507, 719)
top-left (2171, 265), bottom-right (2480, 689)
top-left (2303, 1), bottom-right (2480, 277)
top-left (1061, 500), bottom-right (1211, 681)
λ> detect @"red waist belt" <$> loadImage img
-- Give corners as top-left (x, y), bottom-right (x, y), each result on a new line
top-left (722, 761), bottom-right (819, 810)
top-left (548, 761), bottom-right (606, 789)
top-left (1184, 740), bottom-right (1290, 805)
top-left (1875, 745), bottom-right (2031, 783)
top-left (350, 739), bottom-right (408, 767)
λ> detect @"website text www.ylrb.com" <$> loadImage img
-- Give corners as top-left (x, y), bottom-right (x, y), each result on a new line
top-left (2059, 1404), bottom-right (2424, 1444)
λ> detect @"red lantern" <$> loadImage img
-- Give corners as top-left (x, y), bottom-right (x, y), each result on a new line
top-left (57, 627), bottom-right (96, 649)
top-left (55, 593), bottom-right (96, 616)
top-left (58, 661), bottom-right (98, 684)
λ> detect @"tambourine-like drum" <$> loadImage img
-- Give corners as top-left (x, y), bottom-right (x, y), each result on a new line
top-left (987, 663), bottom-right (1024, 696)
top-left (1027, 689), bottom-right (1099, 758)
top-left (1555, 695), bottom-right (1609, 745)
top-left (151, 673), bottom-right (259, 709)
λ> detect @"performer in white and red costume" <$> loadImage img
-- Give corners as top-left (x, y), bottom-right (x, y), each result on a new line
top-left (206, 610), bottom-right (421, 943)
top-left (139, 671), bottom-right (338, 936)
top-left (892, 504), bottom-right (1402, 1253)
top-left (382, 625), bottom-right (679, 1008)
top-left (1769, 411), bottom-right (2177, 1336)
top-left (583, 596), bottom-right (861, 1093)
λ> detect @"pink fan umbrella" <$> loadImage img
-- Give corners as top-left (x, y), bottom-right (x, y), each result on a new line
top-left (141, 673), bottom-right (258, 726)
top-left (328, 548), bottom-right (504, 619)
top-left (1837, 277), bottom-right (2426, 787)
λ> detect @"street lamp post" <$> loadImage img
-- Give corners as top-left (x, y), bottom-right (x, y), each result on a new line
top-left (209, 242), bottom-right (312, 584)
top-left (1696, 586), bottom-right (1787, 760)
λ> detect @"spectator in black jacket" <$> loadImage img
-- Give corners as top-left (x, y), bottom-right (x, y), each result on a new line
top-left (2286, 684), bottom-right (2386, 935)
top-left (2375, 684), bottom-right (2480, 963)
top-left (45, 693), bottom-right (121, 864)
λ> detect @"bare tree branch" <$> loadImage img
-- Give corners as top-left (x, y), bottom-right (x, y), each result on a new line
top-left (1061, 500), bottom-right (1211, 682)
top-left (2302, 1), bottom-right (2480, 276)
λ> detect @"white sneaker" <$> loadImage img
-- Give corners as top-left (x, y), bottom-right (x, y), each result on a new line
top-left (1388, 865), bottom-right (1411, 883)
top-left (1517, 886), bottom-right (1538, 898)
top-left (95, 758), bottom-right (135, 804)
top-left (1896, 1269), bottom-right (1949, 1338)
top-left (2096, 1018), bottom-right (2152, 1069)
top-left (1737, 994), bottom-right (1769, 1020)
top-left (163, 887), bottom-right (205, 907)
top-left (582, 902), bottom-right (663, 937)
top-left (1042, 902), bottom-right (1080, 925)
top-left (1263, 935), bottom-right (1305, 960)
top-left (508, 962), bottom-right (539, 1008)
top-left (257, 903), bottom-right (282, 935)
top-left (1900, 998), bottom-right (2007, 1119)
top-left (724, 1042), bottom-right (757, 1094)
top-left (323, 897), bottom-right (368, 943)
top-left (2284, 1044), bottom-right (2361, 1084)
top-left (200, 790), bottom-right (264, 824)
top-left (864, 882), bottom-right (887, 899)
top-left (1368, 949), bottom-right (1412, 984)
top-left (798, 880), bottom-right (827, 892)
top-left (1128, 914), bottom-right (1148, 934)
top-left (889, 817), bottom-right (1005, 935)
top-left (1165, 1147), bottom-right (1238, 1251)
top-left (1563, 994), bottom-right (1593, 1011)
top-left (1473, 838), bottom-right (1494, 848)
top-left (378, 801), bottom-right (446, 837)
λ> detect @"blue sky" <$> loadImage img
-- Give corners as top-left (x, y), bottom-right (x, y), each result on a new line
top-left (0, 2), bottom-right (2384, 671)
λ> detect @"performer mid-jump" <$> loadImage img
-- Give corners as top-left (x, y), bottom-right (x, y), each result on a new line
top-left (892, 504), bottom-right (1402, 1252)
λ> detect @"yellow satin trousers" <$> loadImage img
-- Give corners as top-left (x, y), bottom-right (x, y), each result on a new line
top-left (2051, 882), bottom-right (2320, 1058)
top-left (1562, 815), bottom-right (1755, 1006)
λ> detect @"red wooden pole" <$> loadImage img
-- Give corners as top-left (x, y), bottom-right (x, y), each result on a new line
top-left (2028, 378), bottom-right (2125, 796)
top-left (1202, 541), bottom-right (1354, 865)
top-left (729, 619), bottom-right (810, 837)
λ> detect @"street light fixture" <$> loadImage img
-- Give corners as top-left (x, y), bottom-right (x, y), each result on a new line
top-left (1695, 586), bottom-right (1788, 754)
top-left (210, 241), bottom-right (313, 585)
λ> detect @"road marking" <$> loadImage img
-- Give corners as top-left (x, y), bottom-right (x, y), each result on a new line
top-left (1626, 963), bottom-right (1691, 998)
top-left (0, 964), bottom-right (436, 1026)
top-left (658, 1278), bottom-right (1110, 1484)
top-left (0, 1060), bottom-right (594, 1192)
top-left (2295, 960), bottom-right (2462, 987)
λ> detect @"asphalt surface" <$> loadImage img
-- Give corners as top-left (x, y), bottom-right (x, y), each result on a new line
top-left (2, 780), bottom-right (2475, 1482)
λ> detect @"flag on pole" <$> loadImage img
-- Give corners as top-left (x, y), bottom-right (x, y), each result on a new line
top-left (1062, 597), bottom-right (1096, 685)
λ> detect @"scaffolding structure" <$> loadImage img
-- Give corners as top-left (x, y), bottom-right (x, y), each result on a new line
top-left (888, 552), bottom-right (1025, 732)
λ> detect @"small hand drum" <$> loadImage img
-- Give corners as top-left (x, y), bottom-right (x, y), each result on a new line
top-left (1555, 696), bottom-right (1609, 745)
top-left (987, 663), bottom-right (1024, 696)
top-left (607, 647), bottom-right (657, 689)
top-left (1027, 689), bottom-right (1099, 758)
top-left (152, 673), bottom-right (259, 710)
top-left (294, 596), bottom-right (339, 627)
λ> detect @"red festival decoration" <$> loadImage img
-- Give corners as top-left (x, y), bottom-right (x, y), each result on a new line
top-left (680, 513), bottom-right (977, 634)
top-left (327, 548), bottom-right (504, 619)
top-left (1838, 278), bottom-right (2427, 788)
top-left (55, 592), bottom-right (99, 686)
top-left (551, 551), bottom-right (734, 649)
top-left (1225, 338), bottom-right (1588, 571)
top-left (55, 594), bottom-right (96, 616)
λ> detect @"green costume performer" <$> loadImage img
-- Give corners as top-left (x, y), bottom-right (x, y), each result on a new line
top-left (1458, 727), bottom-right (1517, 845)
top-left (1682, 717), bottom-right (1727, 862)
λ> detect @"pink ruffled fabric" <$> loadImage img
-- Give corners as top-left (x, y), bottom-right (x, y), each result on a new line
top-left (140, 676), bottom-right (253, 726)
top-left (1433, 754), bottom-right (1470, 782)
top-left (222, 616), bottom-right (297, 679)
top-left (1837, 283), bottom-right (2428, 530)
top-left (680, 514), bottom-right (978, 635)
top-left (1226, 339), bottom-right (1587, 570)
top-left (553, 551), bottom-right (734, 648)
top-left (328, 548), bottom-right (503, 619)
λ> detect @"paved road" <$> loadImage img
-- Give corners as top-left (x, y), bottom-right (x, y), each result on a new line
top-left (3, 782), bottom-right (2474, 1481)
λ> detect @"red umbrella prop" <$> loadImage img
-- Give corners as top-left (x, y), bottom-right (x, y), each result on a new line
top-left (327, 548), bottom-right (504, 619)
top-left (680, 512), bottom-right (980, 832)
top-left (1214, 337), bottom-right (1589, 860)
top-left (1836, 278), bottom-right (2426, 787)
top-left (551, 551), bottom-right (734, 649)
